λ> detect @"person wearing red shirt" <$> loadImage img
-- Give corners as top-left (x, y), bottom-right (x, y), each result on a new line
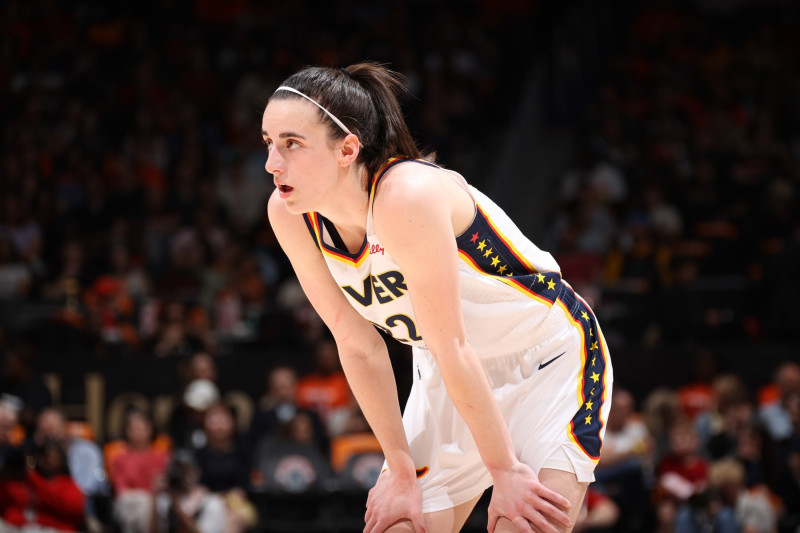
top-left (0, 440), bottom-right (86, 531)
top-left (654, 421), bottom-right (710, 531)
top-left (111, 408), bottom-right (170, 533)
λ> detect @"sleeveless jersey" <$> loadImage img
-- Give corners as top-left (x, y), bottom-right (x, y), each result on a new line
top-left (302, 158), bottom-right (570, 359)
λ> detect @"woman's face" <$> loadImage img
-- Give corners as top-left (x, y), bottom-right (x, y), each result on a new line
top-left (37, 444), bottom-right (65, 475)
top-left (204, 405), bottom-right (234, 441)
top-left (262, 98), bottom-right (342, 215)
top-left (125, 412), bottom-right (152, 446)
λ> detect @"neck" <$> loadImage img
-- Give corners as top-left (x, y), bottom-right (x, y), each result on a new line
top-left (317, 165), bottom-right (370, 235)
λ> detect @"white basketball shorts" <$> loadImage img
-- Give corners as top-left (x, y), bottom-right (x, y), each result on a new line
top-left (399, 287), bottom-right (614, 513)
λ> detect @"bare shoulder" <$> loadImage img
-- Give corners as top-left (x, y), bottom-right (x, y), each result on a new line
top-left (375, 163), bottom-right (453, 216)
top-left (374, 162), bottom-right (473, 233)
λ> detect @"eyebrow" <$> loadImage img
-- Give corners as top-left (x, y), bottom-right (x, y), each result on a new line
top-left (260, 130), bottom-right (307, 139)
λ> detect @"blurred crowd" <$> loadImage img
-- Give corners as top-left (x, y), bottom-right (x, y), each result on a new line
top-left (587, 356), bottom-right (800, 533)
top-left (1, 0), bottom-right (800, 532)
top-left (0, 0), bottom-right (539, 357)
top-left (0, 335), bottom-right (383, 533)
top-left (544, 0), bottom-right (800, 351)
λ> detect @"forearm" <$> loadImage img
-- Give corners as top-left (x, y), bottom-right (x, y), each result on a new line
top-left (338, 340), bottom-right (415, 478)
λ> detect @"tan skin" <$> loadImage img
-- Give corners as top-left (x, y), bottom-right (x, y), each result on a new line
top-left (264, 97), bottom-right (585, 532)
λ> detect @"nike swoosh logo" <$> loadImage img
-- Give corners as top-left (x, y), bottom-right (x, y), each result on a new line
top-left (538, 352), bottom-right (566, 370)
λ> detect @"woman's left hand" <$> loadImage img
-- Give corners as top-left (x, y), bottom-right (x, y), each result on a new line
top-left (487, 461), bottom-right (572, 533)
top-left (364, 469), bottom-right (427, 532)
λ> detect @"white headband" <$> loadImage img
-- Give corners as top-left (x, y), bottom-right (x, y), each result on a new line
top-left (274, 86), bottom-right (352, 135)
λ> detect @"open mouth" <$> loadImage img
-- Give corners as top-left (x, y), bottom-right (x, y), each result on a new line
top-left (278, 184), bottom-right (293, 193)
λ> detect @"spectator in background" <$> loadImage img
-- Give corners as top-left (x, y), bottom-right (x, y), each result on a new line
top-left (759, 361), bottom-right (800, 443)
top-left (192, 403), bottom-right (256, 533)
top-left (0, 194), bottom-right (44, 282)
top-left (642, 386), bottom-right (684, 463)
top-left (182, 350), bottom-right (219, 385)
top-left (0, 234), bottom-right (33, 300)
top-left (167, 378), bottom-right (221, 451)
top-left (193, 403), bottom-right (248, 493)
top-left (656, 421), bottom-right (710, 504)
top-left (708, 457), bottom-right (778, 533)
top-left (0, 400), bottom-right (20, 469)
top-left (0, 439), bottom-right (86, 532)
top-left (216, 152), bottom-right (271, 236)
top-left (33, 408), bottom-right (109, 529)
top-left (774, 390), bottom-right (800, 531)
top-left (39, 238), bottom-right (91, 306)
top-left (153, 451), bottom-right (227, 533)
top-left (166, 351), bottom-right (220, 451)
top-left (106, 241), bottom-right (153, 304)
top-left (676, 349), bottom-right (719, 423)
top-left (573, 485), bottom-right (621, 533)
top-left (596, 387), bottom-right (653, 472)
top-left (250, 410), bottom-right (332, 494)
top-left (111, 408), bottom-right (170, 533)
top-left (0, 334), bottom-right (52, 438)
top-left (248, 365), bottom-right (329, 461)
top-left (694, 373), bottom-right (756, 460)
top-left (594, 387), bottom-right (654, 531)
top-left (673, 457), bottom-right (777, 533)
top-left (295, 337), bottom-right (355, 437)
top-left (149, 300), bottom-right (209, 359)
top-left (213, 251), bottom-right (268, 341)
top-left (83, 274), bottom-right (140, 355)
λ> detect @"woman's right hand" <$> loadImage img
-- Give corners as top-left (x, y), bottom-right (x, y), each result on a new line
top-left (364, 469), bottom-right (426, 533)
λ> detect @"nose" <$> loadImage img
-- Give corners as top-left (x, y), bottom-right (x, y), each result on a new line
top-left (265, 147), bottom-right (284, 176)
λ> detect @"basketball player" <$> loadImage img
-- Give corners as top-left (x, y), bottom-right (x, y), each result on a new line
top-left (264, 62), bottom-right (613, 533)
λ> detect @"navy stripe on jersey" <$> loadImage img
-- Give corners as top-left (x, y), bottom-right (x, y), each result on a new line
top-left (456, 206), bottom-right (536, 278)
top-left (559, 285), bottom-right (609, 460)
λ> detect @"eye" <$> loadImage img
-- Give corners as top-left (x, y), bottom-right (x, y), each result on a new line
top-left (286, 140), bottom-right (300, 150)
top-left (262, 138), bottom-right (273, 150)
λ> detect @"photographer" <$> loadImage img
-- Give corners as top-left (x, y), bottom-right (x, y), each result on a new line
top-left (0, 439), bottom-right (86, 531)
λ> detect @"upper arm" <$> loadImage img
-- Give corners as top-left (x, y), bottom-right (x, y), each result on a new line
top-left (267, 189), bottom-right (383, 351)
top-left (372, 167), bottom-right (470, 356)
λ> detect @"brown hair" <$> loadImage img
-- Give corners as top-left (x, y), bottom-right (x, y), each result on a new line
top-left (269, 62), bottom-right (430, 189)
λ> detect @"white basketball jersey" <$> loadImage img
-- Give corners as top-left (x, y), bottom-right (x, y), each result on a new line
top-left (303, 158), bottom-right (570, 359)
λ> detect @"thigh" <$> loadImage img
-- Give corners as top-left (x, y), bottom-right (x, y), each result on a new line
top-left (493, 469), bottom-right (588, 533)
top-left (383, 493), bottom-right (483, 533)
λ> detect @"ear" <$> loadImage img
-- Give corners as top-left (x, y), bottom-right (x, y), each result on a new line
top-left (338, 134), bottom-right (361, 167)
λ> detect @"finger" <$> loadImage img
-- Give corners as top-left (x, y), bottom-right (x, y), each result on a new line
top-left (364, 506), bottom-right (373, 525)
top-left (534, 485), bottom-right (572, 510)
top-left (527, 508), bottom-right (566, 533)
top-left (363, 509), bottom-right (377, 533)
top-left (534, 499), bottom-right (573, 528)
